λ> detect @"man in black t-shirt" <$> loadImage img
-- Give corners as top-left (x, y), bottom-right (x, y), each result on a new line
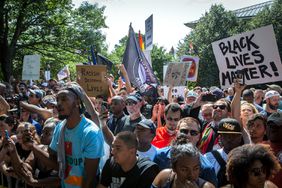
top-left (98, 131), bottom-right (159, 188)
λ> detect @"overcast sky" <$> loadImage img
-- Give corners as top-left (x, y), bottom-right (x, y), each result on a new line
top-left (73, 0), bottom-right (268, 52)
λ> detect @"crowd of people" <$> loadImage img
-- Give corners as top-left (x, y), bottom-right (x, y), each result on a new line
top-left (0, 65), bottom-right (282, 188)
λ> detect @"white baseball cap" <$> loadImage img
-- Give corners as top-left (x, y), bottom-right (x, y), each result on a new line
top-left (264, 90), bottom-right (280, 100)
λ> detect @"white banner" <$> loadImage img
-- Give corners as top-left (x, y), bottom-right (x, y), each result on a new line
top-left (145, 14), bottom-right (153, 50)
top-left (22, 55), bottom-right (41, 80)
top-left (212, 25), bottom-right (282, 89)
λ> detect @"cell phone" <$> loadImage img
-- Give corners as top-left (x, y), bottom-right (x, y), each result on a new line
top-left (24, 123), bottom-right (30, 131)
top-left (4, 130), bottom-right (9, 139)
top-left (202, 94), bottom-right (217, 102)
top-left (236, 70), bottom-right (245, 85)
top-left (101, 101), bottom-right (109, 112)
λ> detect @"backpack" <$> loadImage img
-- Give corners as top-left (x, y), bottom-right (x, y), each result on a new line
top-left (211, 150), bottom-right (229, 187)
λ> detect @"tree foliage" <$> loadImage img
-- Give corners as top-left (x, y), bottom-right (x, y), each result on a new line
top-left (177, 1), bottom-right (282, 88)
top-left (0, 0), bottom-right (108, 81)
top-left (177, 4), bottom-right (241, 87)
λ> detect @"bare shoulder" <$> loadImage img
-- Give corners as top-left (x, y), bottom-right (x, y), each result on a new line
top-left (152, 169), bottom-right (173, 187)
top-left (265, 180), bottom-right (278, 188)
top-left (203, 181), bottom-right (215, 188)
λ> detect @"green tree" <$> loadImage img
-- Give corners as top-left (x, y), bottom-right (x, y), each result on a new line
top-left (249, 0), bottom-right (282, 57)
top-left (151, 45), bottom-right (174, 83)
top-left (177, 5), bottom-right (241, 87)
top-left (247, 0), bottom-right (282, 86)
top-left (0, 0), bottom-right (107, 82)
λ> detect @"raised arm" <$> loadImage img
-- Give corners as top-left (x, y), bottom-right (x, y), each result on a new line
top-left (20, 101), bottom-right (53, 120)
top-left (118, 64), bottom-right (132, 93)
top-left (0, 96), bottom-right (10, 115)
top-left (231, 80), bottom-right (246, 123)
top-left (106, 77), bottom-right (116, 97)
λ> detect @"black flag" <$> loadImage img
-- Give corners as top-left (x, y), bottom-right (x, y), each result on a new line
top-left (96, 53), bottom-right (113, 71)
top-left (122, 24), bottom-right (158, 92)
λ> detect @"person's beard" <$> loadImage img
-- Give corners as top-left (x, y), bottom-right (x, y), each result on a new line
top-left (58, 115), bottom-right (69, 120)
top-left (269, 103), bottom-right (278, 110)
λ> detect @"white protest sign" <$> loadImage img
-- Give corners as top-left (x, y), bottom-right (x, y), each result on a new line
top-left (212, 25), bottom-right (282, 89)
top-left (163, 86), bottom-right (185, 99)
top-left (145, 14), bottom-right (153, 50)
top-left (22, 55), bottom-right (41, 80)
top-left (164, 62), bottom-right (191, 86)
top-left (180, 55), bottom-right (199, 82)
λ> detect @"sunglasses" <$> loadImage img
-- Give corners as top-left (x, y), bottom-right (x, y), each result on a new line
top-left (126, 101), bottom-right (137, 106)
top-left (166, 117), bottom-right (180, 122)
top-left (179, 129), bottom-right (199, 136)
top-left (213, 104), bottom-right (227, 110)
top-left (250, 166), bottom-right (266, 177)
top-left (0, 116), bottom-right (7, 121)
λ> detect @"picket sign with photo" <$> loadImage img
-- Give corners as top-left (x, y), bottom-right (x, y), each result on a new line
top-left (212, 25), bottom-right (282, 89)
top-left (163, 62), bottom-right (191, 87)
top-left (163, 86), bottom-right (186, 99)
top-left (22, 55), bottom-right (41, 80)
top-left (180, 55), bottom-right (199, 82)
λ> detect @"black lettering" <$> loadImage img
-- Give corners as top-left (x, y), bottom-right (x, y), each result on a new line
top-left (233, 39), bottom-right (242, 53)
top-left (258, 65), bottom-right (272, 78)
top-left (249, 67), bottom-right (259, 79)
top-left (231, 71), bottom-right (237, 83)
top-left (243, 53), bottom-right (253, 65)
top-left (239, 37), bottom-right (246, 48)
top-left (246, 34), bottom-right (259, 51)
top-left (228, 41), bottom-right (237, 54)
top-left (221, 72), bottom-right (232, 86)
top-left (226, 57), bottom-right (236, 69)
top-left (234, 55), bottom-right (243, 66)
top-left (219, 42), bottom-right (228, 56)
top-left (243, 68), bottom-right (250, 81)
top-left (252, 50), bottom-right (264, 64)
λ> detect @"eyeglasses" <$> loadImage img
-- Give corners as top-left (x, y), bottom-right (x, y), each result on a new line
top-left (125, 101), bottom-right (137, 106)
top-left (166, 117), bottom-right (180, 122)
top-left (250, 166), bottom-right (266, 177)
top-left (179, 129), bottom-right (199, 136)
top-left (213, 104), bottom-right (227, 110)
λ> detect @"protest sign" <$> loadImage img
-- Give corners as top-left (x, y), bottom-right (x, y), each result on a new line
top-left (145, 14), bottom-right (153, 50)
top-left (212, 25), bottom-right (282, 89)
top-left (180, 55), bottom-right (199, 82)
top-left (163, 86), bottom-right (185, 99)
top-left (76, 65), bottom-right (108, 97)
top-left (22, 55), bottom-right (41, 80)
top-left (164, 62), bottom-right (191, 86)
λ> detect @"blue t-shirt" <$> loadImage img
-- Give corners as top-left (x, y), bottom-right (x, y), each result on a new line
top-left (50, 116), bottom-right (104, 188)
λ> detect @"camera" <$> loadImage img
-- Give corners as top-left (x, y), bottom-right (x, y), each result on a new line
top-left (236, 70), bottom-right (245, 85)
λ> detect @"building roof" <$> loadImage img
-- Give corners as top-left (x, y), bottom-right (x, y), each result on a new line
top-left (185, 1), bottom-right (273, 28)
